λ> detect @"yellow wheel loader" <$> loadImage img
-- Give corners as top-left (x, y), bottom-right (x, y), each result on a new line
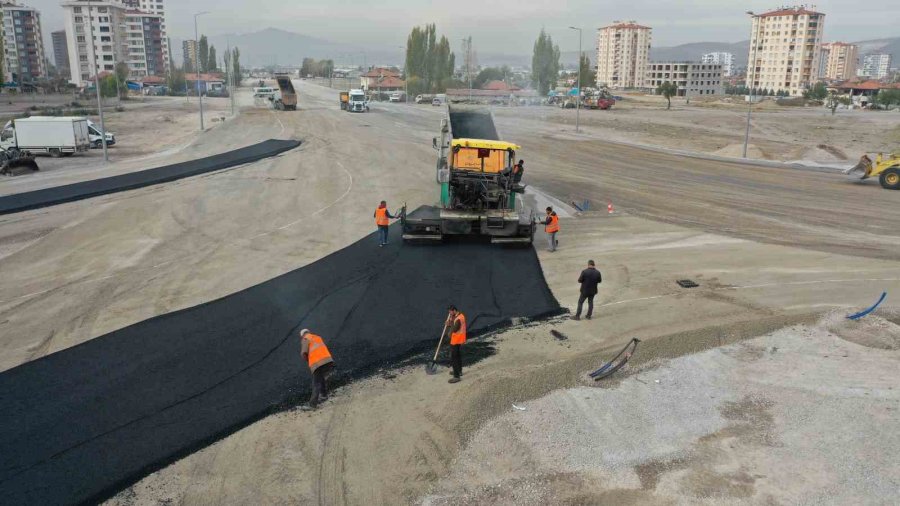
top-left (845, 153), bottom-right (900, 190)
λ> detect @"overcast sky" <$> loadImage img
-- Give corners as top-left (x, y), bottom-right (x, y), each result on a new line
top-left (30, 0), bottom-right (899, 54)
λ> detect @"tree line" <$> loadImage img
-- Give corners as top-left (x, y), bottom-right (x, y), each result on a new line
top-left (299, 58), bottom-right (335, 78)
top-left (405, 24), bottom-right (455, 95)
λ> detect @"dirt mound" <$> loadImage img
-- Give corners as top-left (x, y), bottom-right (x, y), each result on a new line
top-left (824, 308), bottom-right (900, 350)
top-left (713, 143), bottom-right (764, 159)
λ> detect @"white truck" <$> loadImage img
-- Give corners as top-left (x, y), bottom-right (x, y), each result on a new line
top-left (347, 89), bottom-right (369, 112)
top-left (87, 119), bottom-right (116, 148)
top-left (1, 117), bottom-right (91, 157)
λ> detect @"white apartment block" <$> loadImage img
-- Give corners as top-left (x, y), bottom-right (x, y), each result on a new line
top-left (747, 6), bottom-right (825, 96)
top-left (596, 21), bottom-right (651, 89)
top-left (648, 62), bottom-right (724, 97)
top-left (1, 1), bottom-right (47, 86)
top-left (860, 53), bottom-right (892, 79)
top-left (62, 0), bottom-right (168, 87)
top-left (701, 52), bottom-right (734, 77)
top-left (820, 42), bottom-right (857, 80)
top-left (182, 39), bottom-right (197, 70)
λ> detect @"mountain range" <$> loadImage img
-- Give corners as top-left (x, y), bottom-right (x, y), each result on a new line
top-left (173, 28), bottom-right (899, 72)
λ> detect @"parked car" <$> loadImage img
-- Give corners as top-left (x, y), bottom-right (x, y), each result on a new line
top-left (389, 92), bottom-right (403, 102)
top-left (432, 94), bottom-right (447, 106)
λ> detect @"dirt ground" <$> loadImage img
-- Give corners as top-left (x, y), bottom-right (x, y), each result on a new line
top-left (490, 93), bottom-right (900, 165)
top-left (1, 81), bottom-right (898, 505)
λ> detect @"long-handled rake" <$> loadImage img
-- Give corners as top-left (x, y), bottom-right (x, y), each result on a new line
top-left (425, 312), bottom-right (452, 375)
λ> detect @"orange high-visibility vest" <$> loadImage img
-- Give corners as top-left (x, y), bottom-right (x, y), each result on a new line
top-left (305, 333), bottom-right (333, 371)
top-left (375, 207), bottom-right (389, 226)
top-left (450, 312), bottom-right (467, 345)
top-left (545, 214), bottom-right (559, 233)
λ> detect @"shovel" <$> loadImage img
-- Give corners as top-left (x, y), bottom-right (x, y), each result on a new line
top-left (425, 313), bottom-right (451, 375)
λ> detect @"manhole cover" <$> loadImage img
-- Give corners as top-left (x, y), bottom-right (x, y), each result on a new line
top-left (676, 279), bottom-right (699, 288)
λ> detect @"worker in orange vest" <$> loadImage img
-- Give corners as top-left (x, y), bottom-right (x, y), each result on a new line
top-left (542, 206), bottom-right (560, 252)
top-left (299, 329), bottom-right (334, 411)
top-left (447, 305), bottom-right (467, 384)
top-left (374, 200), bottom-right (400, 247)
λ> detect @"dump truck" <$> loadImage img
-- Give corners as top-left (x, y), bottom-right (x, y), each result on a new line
top-left (846, 152), bottom-right (900, 190)
top-left (273, 73), bottom-right (297, 110)
top-left (339, 91), bottom-right (349, 110)
top-left (346, 89), bottom-right (368, 112)
top-left (401, 106), bottom-right (535, 244)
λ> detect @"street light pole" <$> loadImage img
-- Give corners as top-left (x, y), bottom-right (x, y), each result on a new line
top-left (399, 45), bottom-right (408, 103)
top-left (743, 11), bottom-right (761, 158)
top-left (86, 1), bottom-right (108, 162)
top-left (569, 26), bottom-right (582, 133)
top-left (194, 11), bottom-right (209, 131)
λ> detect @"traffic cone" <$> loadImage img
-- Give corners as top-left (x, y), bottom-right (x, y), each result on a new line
top-left (607, 202), bottom-right (614, 214)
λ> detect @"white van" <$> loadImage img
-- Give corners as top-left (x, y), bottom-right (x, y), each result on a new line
top-left (432, 94), bottom-right (447, 106)
top-left (253, 87), bottom-right (277, 98)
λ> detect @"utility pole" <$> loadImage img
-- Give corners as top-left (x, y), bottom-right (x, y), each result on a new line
top-left (86, 1), bottom-right (108, 162)
top-left (743, 11), bottom-right (761, 158)
top-left (569, 26), bottom-right (583, 133)
top-left (194, 11), bottom-right (209, 131)
top-left (399, 45), bottom-right (408, 103)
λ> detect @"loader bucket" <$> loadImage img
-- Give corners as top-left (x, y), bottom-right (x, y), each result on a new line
top-left (844, 154), bottom-right (873, 179)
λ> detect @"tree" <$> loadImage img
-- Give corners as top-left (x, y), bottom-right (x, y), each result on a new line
top-left (99, 75), bottom-right (118, 98)
top-left (184, 55), bottom-right (194, 74)
top-left (804, 81), bottom-right (827, 101)
top-left (232, 47), bottom-right (241, 84)
top-left (474, 67), bottom-right (505, 88)
top-left (578, 53), bottom-right (595, 88)
top-left (208, 45), bottom-right (217, 71)
top-left (532, 29), bottom-right (560, 95)
top-left (405, 24), bottom-right (456, 93)
top-left (875, 89), bottom-right (900, 108)
top-left (198, 35), bottom-right (209, 72)
top-left (167, 67), bottom-right (186, 95)
top-left (656, 81), bottom-right (678, 109)
top-left (114, 61), bottom-right (129, 98)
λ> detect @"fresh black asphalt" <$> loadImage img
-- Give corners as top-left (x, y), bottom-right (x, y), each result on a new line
top-left (0, 139), bottom-right (301, 215)
top-left (0, 225), bottom-right (560, 504)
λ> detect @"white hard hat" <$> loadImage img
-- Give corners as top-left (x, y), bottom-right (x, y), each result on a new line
top-left (300, 329), bottom-right (309, 336)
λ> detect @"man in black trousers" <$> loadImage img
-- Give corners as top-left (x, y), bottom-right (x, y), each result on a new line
top-left (574, 260), bottom-right (602, 321)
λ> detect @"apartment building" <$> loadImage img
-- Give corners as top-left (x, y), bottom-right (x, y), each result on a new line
top-left (701, 52), bottom-right (734, 77)
top-left (1, 1), bottom-right (47, 86)
top-left (51, 29), bottom-right (70, 78)
top-left (860, 53), bottom-right (892, 79)
top-left (647, 62), bottom-right (724, 97)
top-left (596, 21), bottom-right (651, 89)
top-left (820, 42), bottom-right (858, 80)
top-left (182, 39), bottom-right (197, 70)
top-left (62, 0), bottom-right (168, 87)
top-left (747, 6), bottom-right (825, 96)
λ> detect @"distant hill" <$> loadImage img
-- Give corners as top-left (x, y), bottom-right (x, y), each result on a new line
top-left (854, 37), bottom-right (900, 64)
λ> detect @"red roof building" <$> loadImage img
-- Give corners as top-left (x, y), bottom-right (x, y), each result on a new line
top-left (482, 80), bottom-right (520, 91)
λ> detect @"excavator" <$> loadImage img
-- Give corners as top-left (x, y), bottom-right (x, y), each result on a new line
top-left (401, 106), bottom-right (535, 244)
top-left (845, 152), bottom-right (900, 190)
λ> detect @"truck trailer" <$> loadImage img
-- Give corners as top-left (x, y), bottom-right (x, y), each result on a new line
top-left (273, 73), bottom-right (297, 110)
top-left (401, 106), bottom-right (535, 244)
top-left (1, 117), bottom-right (90, 157)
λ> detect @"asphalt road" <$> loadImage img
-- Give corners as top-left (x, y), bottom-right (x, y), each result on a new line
top-left (0, 224), bottom-right (558, 505)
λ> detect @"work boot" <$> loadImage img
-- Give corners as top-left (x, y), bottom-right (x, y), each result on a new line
top-left (573, 315), bottom-right (580, 321)
top-left (449, 370), bottom-right (462, 377)
top-left (586, 315), bottom-right (592, 320)
top-left (448, 377), bottom-right (461, 384)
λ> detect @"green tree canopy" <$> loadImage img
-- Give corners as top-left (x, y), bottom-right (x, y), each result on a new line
top-left (405, 24), bottom-right (455, 93)
top-left (198, 35), bottom-right (209, 72)
top-left (578, 53), bottom-right (595, 88)
top-left (474, 66), bottom-right (508, 88)
top-left (208, 45), bottom-right (218, 71)
top-left (804, 81), bottom-right (827, 101)
top-left (656, 81), bottom-right (678, 109)
top-left (232, 47), bottom-right (241, 83)
top-left (532, 29), bottom-right (560, 95)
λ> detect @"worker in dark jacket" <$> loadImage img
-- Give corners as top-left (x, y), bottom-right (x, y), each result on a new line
top-left (574, 260), bottom-right (602, 320)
